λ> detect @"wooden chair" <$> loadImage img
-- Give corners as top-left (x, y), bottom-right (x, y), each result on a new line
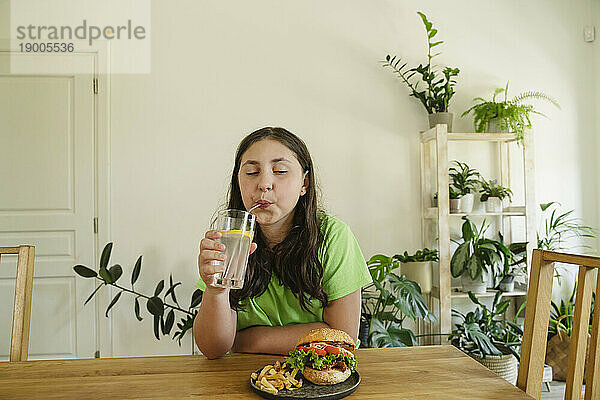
top-left (1, 246), bottom-right (35, 362)
top-left (518, 249), bottom-right (600, 399)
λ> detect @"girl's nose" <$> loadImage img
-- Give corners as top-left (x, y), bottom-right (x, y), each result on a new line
top-left (258, 183), bottom-right (272, 192)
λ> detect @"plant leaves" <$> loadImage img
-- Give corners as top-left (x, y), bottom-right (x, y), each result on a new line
top-left (100, 242), bottom-right (113, 270)
top-left (134, 297), bottom-right (143, 321)
top-left (154, 280), bottom-right (165, 296)
top-left (165, 281), bottom-right (181, 305)
top-left (74, 265), bottom-right (97, 278)
top-left (98, 267), bottom-right (112, 284)
top-left (131, 255), bottom-right (142, 285)
top-left (147, 296), bottom-right (164, 316)
top-left (450, 243), bottom-right (469, 278)
top-left (164, 310), bottom-right (175, 335)
top-left (387, 273), bottom-right (433, 321)
top-left (109, 264), bottom-right (123, 282)
top-left (190, 289), bottom-right (203, 308)
top-left (105, 291), bottom-right (123, 317)
top-left (153, 314), bottom-right (161, 340)
top-left (84, 284), bottom-right (103, 306)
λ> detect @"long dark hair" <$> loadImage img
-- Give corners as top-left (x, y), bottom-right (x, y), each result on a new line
top-left (224, 127), bottom-right (328, 314)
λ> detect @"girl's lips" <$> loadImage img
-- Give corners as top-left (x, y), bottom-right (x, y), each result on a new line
top-left (258, 202), bottom-right (270, 209)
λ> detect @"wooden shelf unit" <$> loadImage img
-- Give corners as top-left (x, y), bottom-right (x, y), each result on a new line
top-left (419, 125), bottom-right (536, 342)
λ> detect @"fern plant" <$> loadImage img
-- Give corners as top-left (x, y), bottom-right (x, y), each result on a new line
top-left (461, 82), bottom-right (560, 143)
top-left (383, 12), bottom-right (460, 114)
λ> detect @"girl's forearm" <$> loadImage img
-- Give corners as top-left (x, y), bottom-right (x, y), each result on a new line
top-left (193, 287), bottom-right (237, 359)
top-left (232, 322), bottom-right (329, 355)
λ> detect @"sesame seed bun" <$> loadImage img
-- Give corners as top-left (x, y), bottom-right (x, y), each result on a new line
top-left (296, 328), bottom-right (356, 349)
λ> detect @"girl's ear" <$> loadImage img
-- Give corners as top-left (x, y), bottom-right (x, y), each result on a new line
top-left (300, 171), bottom-right (309, 196)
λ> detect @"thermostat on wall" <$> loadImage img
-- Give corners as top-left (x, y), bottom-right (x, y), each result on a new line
top-left (584, 26), bottom-right (595, 42)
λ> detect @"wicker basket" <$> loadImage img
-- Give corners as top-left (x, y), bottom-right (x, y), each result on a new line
top-left (470, 353), bottom-right (518, 385)
top-left (545, 318), bottom-right (590, 382)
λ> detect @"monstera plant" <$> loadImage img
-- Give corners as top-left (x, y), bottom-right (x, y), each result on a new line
top-left (361, 254), bottom-right (436, 348)
top-left (73, 242), bottom-right (202, 344)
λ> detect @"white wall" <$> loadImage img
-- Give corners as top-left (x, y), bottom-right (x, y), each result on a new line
top-left (2, 0), bottom-right (599, 356)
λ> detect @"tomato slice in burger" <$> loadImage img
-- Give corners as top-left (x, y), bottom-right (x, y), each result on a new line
top-left (324, 345), bottom-right (340, 355)
top-left (297, 346), bottom-right (311, 352)
top-left (313, 348), bottom-right (327, 356)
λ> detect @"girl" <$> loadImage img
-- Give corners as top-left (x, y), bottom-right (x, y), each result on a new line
top-left (194, 127), bottom-right (371, 359)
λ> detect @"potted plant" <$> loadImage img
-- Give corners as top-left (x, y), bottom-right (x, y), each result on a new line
top-left (497, 235), bottom-right (527, 292)
top-left (361, 254), bottom-right (435, 348)
top-left (449, 160), bottom-right (479, 213)
top-left (449, 291), bottom-right (524, 384)
top-left (450, 217), bottom-right (513, 294)
top-left (395, 248), bottom-right (439, 294)
top-left (545, 282), bottom-right (594, 381)
top-left (383, 12), bottom-right (460, 131)
top-left (461, 82), bottom-right (560, 143)
top-left (479, 178), bottom-right (513, 213)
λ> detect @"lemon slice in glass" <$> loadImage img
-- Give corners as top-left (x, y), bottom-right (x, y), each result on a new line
top-left (219, 229), bottom-right (254, 240)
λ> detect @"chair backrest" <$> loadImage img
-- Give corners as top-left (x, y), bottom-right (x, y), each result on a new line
top-left (518, 249), bottom-right (600, 400)
top-left (1, 246), bottom-right (35, 362)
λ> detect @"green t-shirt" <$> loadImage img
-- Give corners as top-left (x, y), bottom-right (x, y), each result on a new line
top-left (196, 213), bottom-right (372, 331)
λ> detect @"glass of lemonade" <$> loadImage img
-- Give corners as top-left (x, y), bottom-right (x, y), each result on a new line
top-left (211, 209), bottom-right (256, 289)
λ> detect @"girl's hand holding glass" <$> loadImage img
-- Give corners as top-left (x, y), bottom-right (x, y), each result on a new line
top-left (198, 230), bottom-right (258, 289)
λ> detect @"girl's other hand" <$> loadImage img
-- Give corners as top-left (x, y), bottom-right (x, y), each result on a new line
top-left (198, 230), bottom-right (257, 287)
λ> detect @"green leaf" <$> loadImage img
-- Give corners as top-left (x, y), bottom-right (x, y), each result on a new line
top-left (98, 267), bottom-right (112, 284)
top-left (428, 28), bottom-right (438, 38)
top-left (105, 291), bottom-right (123, 317)
top-left (164, 310), bottom-right (175, 335)
top-left (131, 255), bottom-right (142, 285)
top-left (100, 242), bottom-right (113, 270)
top-left (387, 273), bottom-right (433, 321)
top-left (134, 297), bottom-right (143, 321)
top-left (462, 218), bottom-right (475, 241)
top-left (165, 275), bottom-right (181, 305)
top-left (109, 264), bottom-right (123, 282)
top-left (430, 40), bottom-right (443, 47)
top-left (74, 265), bottom-right (97, 278)
top-left (190, 289), bottom-right (203, 308)
top-left (154, 280), bottom-right (165, 296)
top-left (84, 284), bottom-right (103, 306)
top-left (153, 315), bottom-right (161, 340)
top-left (451, 243), bottom-right (469, 277)
top-left (147, 296), bottom-right (164, 316)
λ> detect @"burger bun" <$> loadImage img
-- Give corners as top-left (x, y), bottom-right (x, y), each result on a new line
top-left (303, 366), bottom-right (351, 385)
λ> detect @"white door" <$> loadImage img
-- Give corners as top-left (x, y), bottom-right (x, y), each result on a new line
top-left (0, 52), bottom-right (98, 360)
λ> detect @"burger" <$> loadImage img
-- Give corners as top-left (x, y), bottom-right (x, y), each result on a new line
top-left (284, 328), bottom-right (357, 385)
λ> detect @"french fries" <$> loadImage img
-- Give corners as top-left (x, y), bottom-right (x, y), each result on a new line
top-left (251, 360), bottom-right (303, 395)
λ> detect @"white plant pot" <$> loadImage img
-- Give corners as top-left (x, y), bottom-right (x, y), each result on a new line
top-left (461, 274), bottom-right (487, 294)
top-left (458, 193), bottom-right (474, 213)
top-left (449, 198), bottom-right (460, 213)
top-left (401, 261), bottom-right (433, 294)
top-left (485, 197), bottom-right (503, 213)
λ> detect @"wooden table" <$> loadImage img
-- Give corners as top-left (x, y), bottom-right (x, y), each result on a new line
top-left (0, 345), bottom-right (532, 399)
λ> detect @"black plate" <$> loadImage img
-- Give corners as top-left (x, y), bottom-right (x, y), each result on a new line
top-left (250, 368), bottom-right (360, 400)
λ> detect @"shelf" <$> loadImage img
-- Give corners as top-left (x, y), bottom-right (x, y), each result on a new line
top-left (421, 129), bottom-right (518, 143)
top-left (430, 286), bottom-right (527, 299)
top-left (424, 206), bottom-right (526, 219)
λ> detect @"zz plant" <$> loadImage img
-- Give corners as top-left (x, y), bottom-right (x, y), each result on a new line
top-left (73, 242), bottom-right (202, 345)
top-left (383, 12), bottom-right (460, 114)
